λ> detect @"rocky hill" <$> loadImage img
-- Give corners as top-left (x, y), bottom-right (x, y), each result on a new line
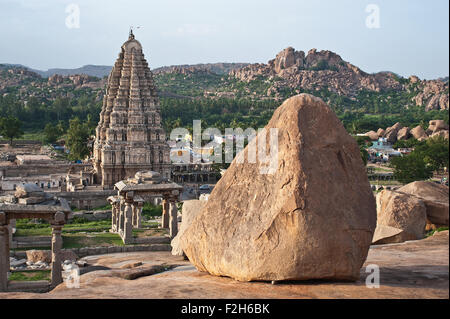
top-left (230, 47), bottom-right (449, 110)
top-left (1, 48), bottom-right (449, 113)
top-left (153, 63), bottom-right (249, 75)
top-left (0, 64), bottom-right (104, 102)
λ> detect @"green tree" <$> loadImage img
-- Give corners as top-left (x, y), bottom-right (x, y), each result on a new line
top-left (355, 136), bottom-right (371, 166)
top-left (417, 136), bottom-right (449, 171)
top-left (390, 152), bottom-right (434, 184)
top-left (66, 117), bottom-right (90, 161)
top-left (43, 123), bottom-right (64, 144)
top-left (0, 116), bottom-right (23, 145)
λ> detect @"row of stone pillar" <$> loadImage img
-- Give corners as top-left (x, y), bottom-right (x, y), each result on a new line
top-left (111, 201), bottom-right (143, 244)
top-left (109, 196), bottom-right (179, 244)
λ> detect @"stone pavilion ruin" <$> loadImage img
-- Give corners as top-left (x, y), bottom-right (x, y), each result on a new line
top-left (108, 171), bottom-right (182, 244)
top-left (0, 184), bottom-right (71, 292)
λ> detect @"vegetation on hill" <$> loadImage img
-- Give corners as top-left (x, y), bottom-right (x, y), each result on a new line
top-left (0, 64), bottom-right (448, 154)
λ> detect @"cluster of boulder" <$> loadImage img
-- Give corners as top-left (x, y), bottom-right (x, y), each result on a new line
top-left (9, 249), bottom-right (80, 273)
top-left (173, 94), bottom-right (377, 282)
top-left (365, 120), bottom-right (449, 143)
top-left (411, 78), bottom-right (449, 111)
top-left (230, 47), bottom-right (403, 98)
top-left (9, 257), bottom-right (49, 271)
top-left (373, 181), bottom-right (449, 244)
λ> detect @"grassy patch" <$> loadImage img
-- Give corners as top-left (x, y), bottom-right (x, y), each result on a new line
top-left (9, 270), bottom-right (51, 282)
top-left (15, 228), bottom-right (52, 236)
top-left (426, 227), bottom-right (449, 237)
top-left (15, 219), bottom-right (113, 236)
top-left (62, 232), bottom-right (124, 249)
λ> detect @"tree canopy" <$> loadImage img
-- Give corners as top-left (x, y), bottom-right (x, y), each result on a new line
top-left (0, 116), bottom-right (23, 144)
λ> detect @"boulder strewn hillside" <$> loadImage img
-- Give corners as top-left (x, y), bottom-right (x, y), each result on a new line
top-left (230, 47), bottom-right (449, 108)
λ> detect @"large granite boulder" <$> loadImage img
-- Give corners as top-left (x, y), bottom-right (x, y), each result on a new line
top-left (397, 127), bottom-right (411, 141)
top-left (26, 250), bottom-right (52, 264)
top-left (410, 125), bottom-right (428, 141)
top-left (397, 181), bottom-right (449, 227)
top-left (171, 200), bottom-right (207, 256)
top-left (180, 94), bottom-right (376, 282)
top-left (427, 120), bottom-right (449, 135)
top-left (383, 122), bottom-right (403, 143)
top-left (375, 190), bottom-right (427, 244)
top-left (430, 130), bottom-right (449, 140)
top-left (366, 130), bottom-right (379, 141)
top-left (376, 128), bottom-right (385, 137)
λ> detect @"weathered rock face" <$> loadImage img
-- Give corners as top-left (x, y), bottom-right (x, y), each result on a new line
top-left (410, 125), bottom-right (428, 141)
top-left (375, 190), bottom-right (427, 244)
top-left (180, 94), bottom-right (376, 282)
top-left (431, 130), bottom-right (449, 140)
top-left (26, 250), bottom-right (52, 264)
top-left (171, 200), bottom-right (206, 256)
top-left (366, 130), bottom-right (379, 141)
top-left (269, 47), bottom-right (305, 74)
top-left (383, 122), bottom-right (403, 143)
top-left (376, 128), bottom-right (385, 137)
top-left (397, 181), bottom-right (449, 227)
top-left (397, 127), bottom-right (410, 141)
top-left (427, 120), bottom-right (449, 135)
top-left (412, 80), bottom-right (449, 111)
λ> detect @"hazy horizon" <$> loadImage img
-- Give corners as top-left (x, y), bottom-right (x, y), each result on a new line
top-left (1, 0), bottom-right (448, 80)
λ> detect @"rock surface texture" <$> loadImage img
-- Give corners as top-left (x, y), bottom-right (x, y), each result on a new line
top-left (375, 190), bottom-right (427, 244)
top-left (180, 94), bottom-right (376, 282)
top-left (2, 232), bottom-right (447, 299)
top-left (397, 181), bottom-right (449, 227)
top-left (171, 200), bottom-right (207, 256)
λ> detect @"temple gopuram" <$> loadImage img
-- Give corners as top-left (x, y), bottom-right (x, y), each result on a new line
top-left (93, 30), bottom-right (171, 188)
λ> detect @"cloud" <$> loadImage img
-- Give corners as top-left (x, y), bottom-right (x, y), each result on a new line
top-left (162, 24), bottom-right (218, 37)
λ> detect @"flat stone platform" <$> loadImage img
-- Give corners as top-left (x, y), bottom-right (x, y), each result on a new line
top-left (1, 231), bottom-right (448, 299)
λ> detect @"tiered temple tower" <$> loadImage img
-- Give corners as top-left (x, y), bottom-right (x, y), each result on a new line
top-left (93, 31), bottom-right (171, 187)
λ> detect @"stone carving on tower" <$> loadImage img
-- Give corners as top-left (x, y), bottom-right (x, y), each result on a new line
top-left (93, 31), bottom-right (171, 187)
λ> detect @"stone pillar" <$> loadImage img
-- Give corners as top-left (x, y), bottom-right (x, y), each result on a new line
top-left (8, 219), bottom-right (15, 248)
top-left (136, 203), bottom-right (143, 229)
top-left (131, 204), bottom-right (137, 228)
top-left (118, 202), bottom-right (124, 235)
top-left (111, 204), bottom-right (117, 232)
top-left (50, 212), bottom-right (65, 288)
top-left (0, 212), bottom-right (8, 292)
top-left (161, 199), bottom-right (169, 229)
top-left (169, 201), bottom-right (178, 238)
top-left (123, 202), bottom-right (133, 244)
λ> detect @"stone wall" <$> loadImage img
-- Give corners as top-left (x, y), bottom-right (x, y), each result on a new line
top-left (10, 243), bottom-right (171, 259)
top-left (47, 190), bottom-right (116, 210)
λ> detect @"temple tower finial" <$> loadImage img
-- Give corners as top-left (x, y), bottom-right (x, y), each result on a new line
top-left (129, 27), bottom-right (135, 40)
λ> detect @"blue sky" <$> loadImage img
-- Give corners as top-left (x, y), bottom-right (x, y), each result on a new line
top-left (0, 0), bottom-right (448, 79)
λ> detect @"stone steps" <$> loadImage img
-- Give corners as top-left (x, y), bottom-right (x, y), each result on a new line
top-left (7, 281), bottom-right (50, 293)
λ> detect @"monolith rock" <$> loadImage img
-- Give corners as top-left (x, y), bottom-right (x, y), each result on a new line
top-left (180, 94), bottom-right (376, 282)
